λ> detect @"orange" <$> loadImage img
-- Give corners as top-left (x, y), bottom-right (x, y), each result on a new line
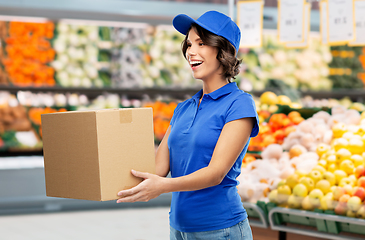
top-left (288, 111), bottom-right (301, 120)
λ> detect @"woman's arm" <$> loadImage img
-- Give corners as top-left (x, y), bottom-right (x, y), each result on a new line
top-left (155, 126), bottom-right (171, 177)
top-left (117, 117), bottom-right (254, 203)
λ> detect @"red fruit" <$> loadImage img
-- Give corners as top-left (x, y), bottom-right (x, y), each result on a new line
top-left (358, 176), bottom-right (365, 188)
top-left (353, 187), bottom-right (365, 201)
top-left (334, 202), bottom-right (347, 215)
top-left (354, 165), bottom-right (365, 178)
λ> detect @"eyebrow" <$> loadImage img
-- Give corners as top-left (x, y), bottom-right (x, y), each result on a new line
top-left (186, 37), bottom-right (202, 43)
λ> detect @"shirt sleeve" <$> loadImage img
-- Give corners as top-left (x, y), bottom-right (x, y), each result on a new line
top-left (225, 93), bottom-right (260, 137)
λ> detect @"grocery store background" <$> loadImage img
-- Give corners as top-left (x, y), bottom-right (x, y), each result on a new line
top-left (1, 0), bottom-right (365, 240)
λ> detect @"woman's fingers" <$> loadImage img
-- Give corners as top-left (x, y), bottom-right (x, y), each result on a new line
top-left (117, 192), bottom-right (148, 203)
top-left (117, 185), bottom-right (140, 198)
top-left (131, 169), bottom-right (151, 179)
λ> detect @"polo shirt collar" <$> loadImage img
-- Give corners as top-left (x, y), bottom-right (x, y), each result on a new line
top-left (192, 82), bottom-right (238, 102)
top-left (208, 82), bottom-right (238, 100)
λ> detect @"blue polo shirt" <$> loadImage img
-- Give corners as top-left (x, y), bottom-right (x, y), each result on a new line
top-left (167, 82), bottom-right (259, 232)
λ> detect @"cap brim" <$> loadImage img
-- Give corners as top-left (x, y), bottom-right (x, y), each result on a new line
top-left (172, 14), bottom-right (197, 35)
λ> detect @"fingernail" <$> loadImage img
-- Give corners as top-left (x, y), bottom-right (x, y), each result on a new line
top-left (131, 169), bottom-right (136, 173)
top-left (117, 192), bottom-right (122, 196)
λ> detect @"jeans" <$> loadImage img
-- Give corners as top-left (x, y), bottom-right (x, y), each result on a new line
top-left (170, 218), bottom-right (253, 240)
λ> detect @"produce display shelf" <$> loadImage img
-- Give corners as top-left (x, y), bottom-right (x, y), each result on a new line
top-left (242, 201), bottom-right (269, 228)
top-left (268, 206), bottom-right (365, 240)
top-left (2, 86), bottom-right (365, 102)
top-left (0, 86), bottom-right (201, 100)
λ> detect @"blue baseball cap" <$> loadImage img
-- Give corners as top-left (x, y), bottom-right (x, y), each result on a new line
top-left (172, 10), bottom-right (241, 53)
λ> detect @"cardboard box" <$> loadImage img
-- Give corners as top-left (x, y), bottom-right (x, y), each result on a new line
top-left (41, 108), bottom-right (155, 201)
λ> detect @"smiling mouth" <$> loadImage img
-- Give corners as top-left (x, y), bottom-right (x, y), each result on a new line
top-left (190, 61), bottom-right (203, 68)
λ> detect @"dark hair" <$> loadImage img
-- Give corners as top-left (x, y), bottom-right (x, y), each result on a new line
top-left (181, 23), bottom-right (242, 82)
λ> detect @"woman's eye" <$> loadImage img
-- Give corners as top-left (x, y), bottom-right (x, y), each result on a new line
top-left (187, 43), bottom-right (192, 47)
top-left (199, 42), bottom-right (204, 46)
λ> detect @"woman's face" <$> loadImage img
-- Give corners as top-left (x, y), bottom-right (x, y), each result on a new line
top-left (185, 28), bottom-right (223, 81)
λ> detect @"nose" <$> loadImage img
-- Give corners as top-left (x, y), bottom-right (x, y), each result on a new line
top-left (186, 46), bottom-right (196, 59)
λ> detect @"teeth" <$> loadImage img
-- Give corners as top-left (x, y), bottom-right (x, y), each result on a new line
top-left (189, 61), bottom-right (203, 65)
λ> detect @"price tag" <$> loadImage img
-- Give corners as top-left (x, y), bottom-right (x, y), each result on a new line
top-left (237, 0), bottom-right (264, 48)
top-left (320, 1), bottom-right (328, 45)
top-left (327, 0), bottom-right (355, 45)
top-left (278, 0), bottom-right (306, 43)
top-left (285, 3), bottom-right (311, 48)
top-left (349, 0), bottom-right (365, 46)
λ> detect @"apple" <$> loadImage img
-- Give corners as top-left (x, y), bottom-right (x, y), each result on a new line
top-left (348, 138), bottom-right (364, 155)
top-left (327, 163), bottom-right (337, 173)
top-left (335, 202), bottom-right (347, 215)
top-left (347, 196), bottom-right (362, 212)
top-left (326, 154), bottom-right (337, 165)
top-left (332, 186), bottom-right (346, 201)
top-left (334, 170), bottom-right (348, 184)
top-left (342, 132), bottom-right (355, 140)
top-left (318, 160), bottom-right (327, 169)
top-left (343, 184), bottom-right (354, 196)
top-left (316, 143), bottom-right (330, 157)
top-left (293, 183), bottom-right (308, 197)
top-left (357, 176), bottom-right (365, 188)
top-left (268, 189), bottom-right (278, 204)
top-left (332, 138), bottom-right (349, 151)
top-left (308, 189), bottom-right (324, 208)
top-left (277, 185), bottom-right (291, 204)
top-left (336, 148), bottom-right (352, 163)
top-left (339, 177), bottom-right (355, 187)
top-left (348, 174), bottom-right (357, 182)
top-left (320, 192), bottom-right (335, 210)
top-left (287, 194), bottom-right (302, 209)
top-left (301, 196), bottom-right (314, 210)
top-left (346, 209), bottom-right (356, 218)
top-left (332, 123), bottom-right (347, 138)
top-left (339, 160), bottom-right (355, 175)
top-left (308, 170), bottom-right (322, 183)
top-left (277, 180), bottom-right (286, 188)
top-left (322, 171), bottom-right (336, 186)
top-left (356, 206), bottom-right (365, 219)
top-left (351, 154), bottom-right (365, 168)
top-left (339, 194), bottom-right (351, 203)
top-left (353, 187), bottom-right (365, 201)
top-left (286, 174), bottom-right (300, 189)
top-left (313, 165), bottom-right (326, 175)
top-left (354, 165), bottom-right (365, 178)
top-left (295, 170), bottom-right (307, 178)
top-left (315, 179), bottom-right (331, 195)
top-left (299, 177), bottom-right (315, 192)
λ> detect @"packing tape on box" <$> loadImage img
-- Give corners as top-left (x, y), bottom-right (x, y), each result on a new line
top-left (119, 109), bottom-right (132, 124)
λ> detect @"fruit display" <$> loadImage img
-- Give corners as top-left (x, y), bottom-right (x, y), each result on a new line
top-left (0, 92), bottom-right (42, 150)
top-left (1, 21), bottom-right (56, 86)
top-left (107, 26), bottom-right (148, 88)
top-left (238, 107), bottom-right (364, 206)
top-left (301, 95), bottom-right (365, 111)
top-left (51, 23), bottom-right (103, 87)
top-left (142, 100), bottom-right (178, 142)
top-left (139, 26), bottom-right (198, 88)
top-left (242, 110), bottom-right (365, 219)
top-left (248, 112), bottom-right (302, 152)
top-left (28, 107), bottom-right (67, 139)
top-left (237, 32), bottom-right (333, 91)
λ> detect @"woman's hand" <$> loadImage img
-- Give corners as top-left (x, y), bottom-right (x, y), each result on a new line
top-left (116, 169), bottom-right (165, 203)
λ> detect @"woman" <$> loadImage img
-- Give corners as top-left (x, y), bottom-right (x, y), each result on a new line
top-left (117, 10), bottom-right (259, 240)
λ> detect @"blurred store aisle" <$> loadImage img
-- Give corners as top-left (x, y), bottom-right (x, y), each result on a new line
top-left (0, 207), bottom-right (170, 240)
